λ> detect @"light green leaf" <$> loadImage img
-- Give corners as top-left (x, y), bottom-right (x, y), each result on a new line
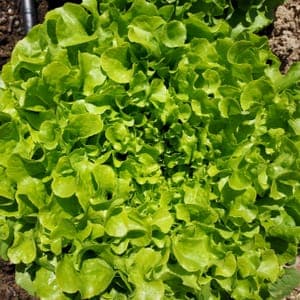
top-left (149, 78), bottom-right (169, 105)
top-left (132, 248), bottom-right (162, 276)
top-left (175, 203), bottom-right (190, 223)
top-left (8, 230), bottom-right (36, 264)
top-left (51, 219), bottom-right (77, 240)
top-left (80, 258), bottom-right (115, 299)
top-left (34, 268), bottom-right (67, 300)
top-left (15, 270), bottom-right (36, 297)
top-left (183, 182), bottom-right (210, 206)
top-left (46, 3), bottom-right (97, 47)
top-left (161, 20), bottom-right (186, 48)
top-left (100, 46), bottom-right (133, 83)
top-left (79, 52), bottom-right (106, 96)
top-left (172, 233), bottom-right (214, 272)
top-left (288, 118), bottom-right (300, 135)
top-left (229, 200), bottom-right (257, 223)
top-left (215, 252), bottom-right (236, 278)
top-left (56, 255), bottom-right (80, 294)
top-left (92, 164), bottom-right (116, 192)
top-left (128, 16), bottom-right (165, 56)
top-left (237, 252), bottom-right (260, 278)
top-left (240, 79), bottom-right (274, 111)
top-left (231, 280), bottom-right (253, 299)
top-left (228, 170), bottom-right (251, 191)
top-left (16, 177), bottom-right (47, 209)
top-left (51, 175), bottom-right (76, 198)
top-left (64, 113), bottom-right (103, 139)
top-left (257, 250), bottom-right (280, 282)
top-left (133, 280), bottom-right (164, 300)
top-left (42, 62), bottom-right (70, 88)
top-left (151, 208), bottom-right (174, 233)
top-left (105, 208), bottom-right (129, 237)
top-left (38, 120), bottom-right (60, 150)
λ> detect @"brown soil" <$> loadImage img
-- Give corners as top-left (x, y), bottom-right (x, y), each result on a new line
top-left (0, 0), bottom-right (49, 69)
top-left (269, 0), bottom-right (300, 73)
top-left (0, 0), bottom-right (25, 68)
top-left (0, 0), bottom-right (299, 299)
top-left (0, 259), bottom-right (38, 300)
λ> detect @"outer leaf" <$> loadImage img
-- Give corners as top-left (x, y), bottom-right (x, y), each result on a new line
top-left (215, 252), bottom-right (236, 278)
top-left (257, 250), bottom-right (280, 282)
top-left (64, 113), bottom-right (103, 139)
top-left (172, 233), bottom-right (215, 272)
top-left (134, 280), bottom-right (164, 300)
top-left (8, 230), bottom-right (36, 264)
top-left (56, 255), bottom-right (80, 294)
top-left (269, 268), bottom-right (300, 300)
top-left (80, 258), bottom-right (115, 299)
top-left (100, 46), bottom-right (134, 83)
top-left (79, 53), bottom-right (106, 96)
top-left (51, 175), bottom-right (76, 198)
top-left (161, 20), bottom-right (186, 48)
top-left (105, 208), bottom-right (129, 237)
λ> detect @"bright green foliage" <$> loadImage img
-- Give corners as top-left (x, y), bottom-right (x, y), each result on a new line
top-left (0, 0), bottom-right (299, 299)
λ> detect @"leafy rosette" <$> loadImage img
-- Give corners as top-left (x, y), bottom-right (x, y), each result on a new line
top-left (0, 0), bottom-right (299, 299)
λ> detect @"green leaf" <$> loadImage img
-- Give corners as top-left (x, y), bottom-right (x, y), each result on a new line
top-left (275, 62), bottom-right (300, 92)
top-left (92, 164), bottom-right (117, 192)
top-left (215, 252), bottom-right (236, 278)
top-left (172, 232), bottom-right (215, 272)
top-left (16, 177), bottom-right (47, 209)
top-left (51, 175), bottom-right (76, 198)
top-left (257, 250), bottom-right (280, 282)
top-left (79, 53), bottom-right (106, 96)
top-left (64, 113), bottom-right (103, 140)
top-left (100, 45), bottom-right (134, 83)
top-left (240, 79), bottom-right (275, 111)
top-left (132, 248), bottom-right (162, 276)
top-left (42, 62), bottom-right (70, 88)
top-left (228, 170), bottom-right (251, 191)
top-left (237, 251), bottom-right (260, 278)
top-left (8, 230), bottom-right (36, 264)
top-left (56, 255), bottom-right (80, 294)
top-left (161, 20), bottom-right (186, 48)
top-left (229, 200), bottom-right (257, 223)
top-left (0, 218), bottom-right (9, 240)
top-left (38, 120), bottom-right (61, 150)
top-left (80, 258), bottom-right (115, 298)
top-left (231, 279), bottom-right (253, 299)
top-left (46, 3), bottom-right (97, 47)
top-left (51, 219), bottom-right (77, 240)
top-left (134, 280), bottom-right (164, 300)
top-left (34, 268), bottom-right (67, 300)
top-left (151, 208), bottom-right (174, 233)
top-left (269, 268), bottom-right (300, 300)
top-left (15, 269), bottom-right (36, 297)
top-left (105, 208), bottom-right (129, 237)
top-left (288, 118), bottom-right (300, 136)
top-left (128, 16), bottom-right (165, 56)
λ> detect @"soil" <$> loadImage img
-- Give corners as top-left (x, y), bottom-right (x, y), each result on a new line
top-left (0, 0), bottom-right (25, 69)
top-left (268, 0), bottom-right (300, 73)
top-left (0, 260), bottom-right (38, 300)
top-left (0, 0), bottom-right (299, 299)
top-left (0, 0), bottom-right (48, 69)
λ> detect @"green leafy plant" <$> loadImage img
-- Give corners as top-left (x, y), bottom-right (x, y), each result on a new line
top-left (0, 0), bottom-right (299, 299)
top-left (269, 267), bottom-right (300, 300)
